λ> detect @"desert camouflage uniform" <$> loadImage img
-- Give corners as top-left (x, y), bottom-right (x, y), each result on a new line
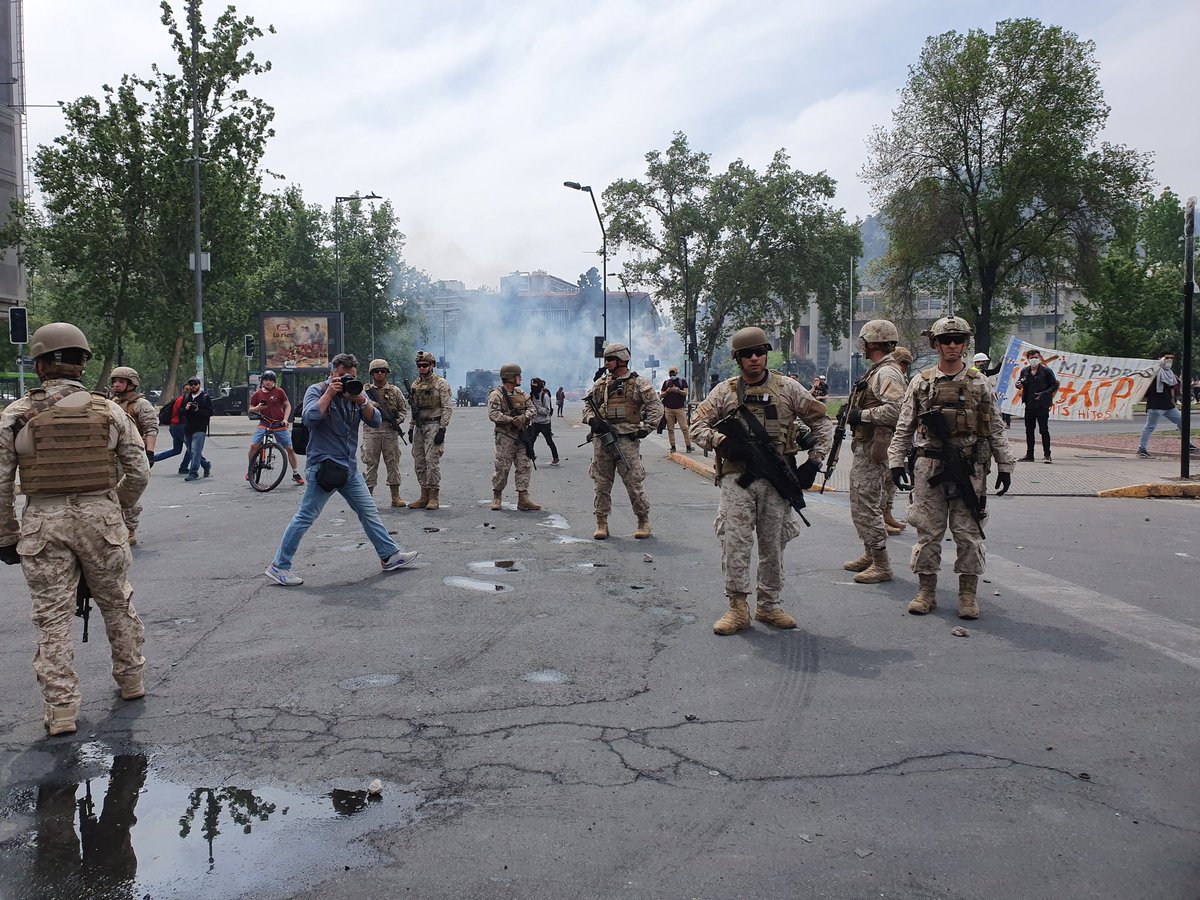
top-left (488, 386), bottom-right (536, 492)
top-left (848, 355), bottom-right (908, 550)
top-left (692, 373), bottom-right (833, 611)
top-left (0, 379), bottom-right (150, 710)
top-left (361, 383), bottom-right (407, 490)
top-left (113, 391), bottom-right (158, 536)
top-left (581, 372), bottom-right (663, 517)
top-left (410, 374), bottom-right (452, 490)
top-left (887, 366), bottom-right (1015, 576)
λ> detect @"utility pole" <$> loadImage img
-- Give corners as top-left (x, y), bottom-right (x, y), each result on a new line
top-left (189, 0), bottom-right (205, 385)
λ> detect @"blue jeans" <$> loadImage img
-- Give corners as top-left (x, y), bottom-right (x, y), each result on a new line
top-left (271, 463), bottom-right (401, 570)
top-left (154, 424), bottom-right (191, 469)
top-left (1139, 407), bottom-right (1184, 451)
top-left (186, 432), bottom-right (210, 475)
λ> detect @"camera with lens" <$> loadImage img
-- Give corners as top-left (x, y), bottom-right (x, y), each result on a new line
top-left (336, 374), bottom-right (364, 396)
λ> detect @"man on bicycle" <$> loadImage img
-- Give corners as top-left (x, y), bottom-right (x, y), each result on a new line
top-left (248, 371), bottom-right (304, 485)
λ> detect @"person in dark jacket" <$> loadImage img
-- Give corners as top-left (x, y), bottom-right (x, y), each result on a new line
top-left (1016, 349), bottom-right (1059, 463)
top-left (181, 378), bottom-right (213, 481)
top-left (1137, 353), bottom-right (1199, 458)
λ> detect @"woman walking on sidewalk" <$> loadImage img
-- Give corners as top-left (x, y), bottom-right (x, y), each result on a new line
top-left (1138, 353), bottom-right (1199, 458)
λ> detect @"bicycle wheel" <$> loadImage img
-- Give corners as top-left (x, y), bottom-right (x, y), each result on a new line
top-left (250, 440), bottom-right (288, 492)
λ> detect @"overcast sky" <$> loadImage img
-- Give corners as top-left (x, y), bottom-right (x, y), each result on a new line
top-left (23, 0), bottom-right (1199, 290)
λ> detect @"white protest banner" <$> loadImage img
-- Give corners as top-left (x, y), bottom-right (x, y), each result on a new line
top-left (995, 338), bottom-right (1158, 421)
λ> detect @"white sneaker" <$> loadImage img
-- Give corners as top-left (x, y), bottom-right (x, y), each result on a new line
top-left (381, 550), bottom-right (419, 571)
top-left (265, 564), bottom-right (304, 586)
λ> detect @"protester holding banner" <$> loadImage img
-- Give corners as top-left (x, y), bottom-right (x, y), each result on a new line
top-left (1016, 350), bottom-right (1059, 463)
top-left (1137, 353), bottom-right (1199, 459)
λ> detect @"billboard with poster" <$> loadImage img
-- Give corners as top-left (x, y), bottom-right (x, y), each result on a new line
top-left (257, 312), bottom-right (343, 373)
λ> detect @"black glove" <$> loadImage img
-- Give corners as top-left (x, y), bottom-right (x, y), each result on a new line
top-left (146, 449), bottom-right (155, 468)
top-left (434, 427), bottom-right (446, 446)
top-left (891, 467), bottom-right (911, 491)
top-left (634, 427), bottom-right (650, 439)
top-left (994, 471), bottom-right (1011, 496)
top-left (794, 460), bottom-right (819, 490)
top-left (847, 408), bottom-right (863, 428)
top-left (590, 420), bottom-right (607, 436)
top-left (0, 543), bottom-right (19, 565)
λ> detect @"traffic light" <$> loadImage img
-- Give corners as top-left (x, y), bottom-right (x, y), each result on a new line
top-left (8, 307), bottom-right (28, 344)
top-left (594, 335), bottom-right (605, 358)
top-left (244, 334), bottom-right (256, 359)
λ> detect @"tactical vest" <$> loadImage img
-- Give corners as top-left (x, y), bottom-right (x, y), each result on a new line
top-left (18, 389), bottom-right (119, 495)
top-left (849, 359), bottom-right (901, 442)
top-left (598, 373), bottom-right (643, 425)
top-left (916, 369), bottom-right (993, 441)
top-left (494, 387), bottom-right (530, 425)
top-left (412, 378), bottom-right (442, 415)
top-left (716, 374), bottom-right (804, 476)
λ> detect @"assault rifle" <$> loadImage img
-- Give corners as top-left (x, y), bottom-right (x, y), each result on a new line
top-left (76, 574), bottom-right (92, 643)
top-left (367, 387), bottom-right (408, 444)
top-left (918, 408), bottom-right (986, 538)
top-left (500, 389), bottom-right (537, 468)
top-left (715, 406), bottom-right (811, 526)
top-left (820, 403), bottom-right (850, 493)
top-left (582, 394), bottom-right (630, 474)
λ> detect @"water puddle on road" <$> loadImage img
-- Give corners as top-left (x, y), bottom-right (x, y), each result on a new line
top-left (537, 514), bottom-right (571, 530)
top-left (521, 669), bottom-right (571, 684)
top-left (0, 743), bottom-right (420, 900)
top-left (443, 576), bottom-right (514, 594)
top-left (468, 560), bottom-right (527, 575)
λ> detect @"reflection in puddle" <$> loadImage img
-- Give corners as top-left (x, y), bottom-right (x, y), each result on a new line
top-left (522, 669), bottom-right (571, 684)
top-left (443, 576), bottom-right (513, 594)
top-left (0, 745), bottom-right (419, 900)
top-left (468, 560), bottom-right (526, 575)
top-left (538, 514), bottom-right (570, 530)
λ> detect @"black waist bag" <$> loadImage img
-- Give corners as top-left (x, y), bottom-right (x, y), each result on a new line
top-left (316, 460), bottom-right (350, 492)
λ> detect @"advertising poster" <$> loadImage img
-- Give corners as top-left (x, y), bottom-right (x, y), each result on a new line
top-left (995, 337), bottom-right (1158, 421)
top-left (259, 313), bottom-right (340, 372)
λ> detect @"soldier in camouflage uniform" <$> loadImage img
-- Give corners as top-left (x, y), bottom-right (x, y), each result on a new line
top-left (108, 366), bottom-right (158, 546)
top-left (581, 342), bottom-right (663, 540)
top-left (408, 350), bottom-right (453, 510)
top-left (887, 317), bottom-right (1015, 619)
top-left (360, 358), bottom-right (409, 507)
top-left (842, 320), bottom-right (908, 584)
top-left (692, 327), bottom-right (833, 634)
top-left (0, 324), bottom-right (151, 737)
top-left (881, 346), bottom-right (913, 534)
top-left (488, 363), bottom-right (541, 511)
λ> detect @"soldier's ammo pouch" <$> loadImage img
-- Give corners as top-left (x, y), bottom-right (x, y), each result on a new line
top-left (19, 392), bottom-right (118, 496)
top-left (413, 380), bottom-right (442, 414)
top-left (716, 374), bottom-right (805, 478)
top-left (869, 426), bottom-right (893, 465)
top-left (917, 375), bottom-right (993, 441)
top-left (600, 374), bottom-right (642, 425)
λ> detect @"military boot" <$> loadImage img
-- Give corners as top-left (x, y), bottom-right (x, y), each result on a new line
top-left (883, 510), bottom-right (907, 534)
top-left (517, 491), bottom-right (541, 511)
top-left (409, 488), bottom-right (430, 509)
top-left (907, 574), bottom-right (938, 615)
top-left (44, 702), bottom-right (78, 737)
top-left (958, 574), bottom-right (980, 620)
top-left (127, 529), bottom-right (138, 547)
top-left (854, 547), bottom-right (893, 584)
top-left (593, 516), bottom-right (609, 540)
top-left (426, 489), bottom-right (440, 510)
top-left (390, 485), bottom-right (406, 508)
top-left (713, 593), bottom-right (752, 635)
top-left (633, 514), bottom-right (652, 539)
top-left (490, 492), bottom-right (503, 511)
top-left (843, 546), bottom-right (871, 572)
top-left (116, 675), bottom-right (145, 701)
top-left (754, 604), bottom-right (798, 629)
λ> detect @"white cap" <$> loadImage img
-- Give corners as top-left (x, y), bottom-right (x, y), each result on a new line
top-left (972, 352), bottom-right (990, 363)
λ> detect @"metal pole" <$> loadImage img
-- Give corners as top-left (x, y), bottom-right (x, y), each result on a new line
top-left (586, 187), bottom-right (607, 344)
top-left (334, 203), bottom-right (341, 322)
top-left (847, 256), bottom-right (853, 390)
top-left (1182, 197), bottom-right (1195, 479)
top-left (190, 0), bottom-right (205, 385)
top-left (1053, 281), bottom-right (1059, 350)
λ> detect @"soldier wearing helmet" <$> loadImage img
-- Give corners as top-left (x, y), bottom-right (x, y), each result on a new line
top-left (887, 316), bottom-right (1016, 620)
top-left (691, 326), bottom-right (833, 636)
top-left (0, 323), bottom-right (151, 737)
top-left (359, 359), bottom-right (409, 507)
top-left (487, 363), bottom-right (541, 512)
top-left (581, 342), bottom-right (663, 539)
top-left (841, 319), bottom-right (909, 584)
top-left (109, 366), bottom-right (159, 545)
top-left (407, 350), bottom-right (453, 509)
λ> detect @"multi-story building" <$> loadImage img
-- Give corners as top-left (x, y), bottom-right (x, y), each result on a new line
top-left (0, 0), bottom-right (27, 320)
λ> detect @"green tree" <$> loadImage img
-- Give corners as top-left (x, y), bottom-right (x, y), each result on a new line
top-left (863, 18), bottom-right (1151, 354)
top-left (605, 133), bottom-right (860, 390)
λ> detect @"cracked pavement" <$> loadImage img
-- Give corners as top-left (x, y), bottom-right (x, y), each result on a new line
top-left (1, 407), bottom-right (1197, 898)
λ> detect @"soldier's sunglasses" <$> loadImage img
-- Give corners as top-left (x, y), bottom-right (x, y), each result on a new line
top-left (936, 335), bottom-right (968, 345)
top-left (737, 347), bottom-right (769, 359)
top-left (417, 362), bottom-right (433, 368)
top-left (371, 368), bottom-right (389, 374)
top-left (604, 356), bottom-right (619, 362)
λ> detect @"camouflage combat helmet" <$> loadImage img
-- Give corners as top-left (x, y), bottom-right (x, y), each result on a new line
top-left (602, 342), bottom-right (631, 363)
top-left (109, 365), bottom-right (141, 388)
top-left (926, 316), bottom-right (973, 348)
top-left (893, 346), bottom-right (913, 365)
top-left (499, 363), bottom-right (522, 380)
top-left (28, 323), bottom-right (92, 361)
top-left (730, 326), bottom-right (772, 359)
top-left (368, 358), bottom-right (390, 373)
top-left (859, 319), bottom-right (899, 345)
top-left (415, 351), bottom-right (436, 365)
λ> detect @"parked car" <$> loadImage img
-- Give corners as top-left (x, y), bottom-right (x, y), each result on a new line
top-left (211, 384), bottom-right (249, 416)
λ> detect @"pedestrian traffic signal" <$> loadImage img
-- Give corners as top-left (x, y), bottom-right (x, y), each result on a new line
top-left (8, 306), bottom-right (28, 344)
top-left (244, 334), bottom-right (256, 359)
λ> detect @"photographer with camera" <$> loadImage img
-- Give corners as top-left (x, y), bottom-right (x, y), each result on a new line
top-left (181, 378), bottom-right (213, 481)
top-left (265, 353), bottom-right (417, 586)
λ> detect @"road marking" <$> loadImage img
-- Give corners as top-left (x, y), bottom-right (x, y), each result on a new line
top-left (988, 554), bottom-right (1200, 670)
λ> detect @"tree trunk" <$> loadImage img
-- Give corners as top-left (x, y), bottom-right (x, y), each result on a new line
top-left (96, 355), bottom-right (114, 393)
top-left (163, 325), bottom-right (184, 403)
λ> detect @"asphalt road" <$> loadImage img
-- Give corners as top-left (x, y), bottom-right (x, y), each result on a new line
top-left (0, 407), bottom-right (1197, 899)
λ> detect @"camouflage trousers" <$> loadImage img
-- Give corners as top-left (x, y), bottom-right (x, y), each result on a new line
top-left (122, 502), bottom-right (142, 536)
top-left (664, 408), bottom-right (691, 449)
top-left (17, 496), bottom-right (145, 708)
top-left (493, 431), bottom-right (533, 492)
top-left (849, 443), bottom-right (888, 550)
top-left (361, 428), bottom-right (403, 490)
top-left (411, 422), bottom-right (445, 489)
top-left (714, 477), bottom-right (799, 610)
top-left (907, 456), bottom-right (987, 576)
top-left (590, 435), bottom-right (648, 517)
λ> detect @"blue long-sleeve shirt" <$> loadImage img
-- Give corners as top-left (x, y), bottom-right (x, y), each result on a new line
top-left (301, 381), bottom-right (381, 473)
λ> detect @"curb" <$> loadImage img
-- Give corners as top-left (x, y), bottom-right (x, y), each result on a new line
top-left (1097, 482), bottom-right (1200, 499)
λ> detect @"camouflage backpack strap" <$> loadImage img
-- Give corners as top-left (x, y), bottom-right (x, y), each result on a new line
top-left (14, 385), bottom-right (87, 431)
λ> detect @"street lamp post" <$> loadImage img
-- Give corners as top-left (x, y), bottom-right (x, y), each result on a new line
top-left (334, 191), bottom-right (382, 356)
top-left (563, 181), bottom-right (606, 349)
